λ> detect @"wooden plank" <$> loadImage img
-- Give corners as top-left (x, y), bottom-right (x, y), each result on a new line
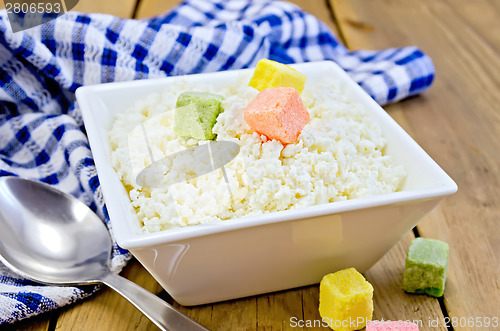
top-left (257, 290), bottom-right (304, 330)
top-left (55, 259), bottom-right (164, 330)
top-left (71, 0), bottom-right (137, 18)
top-left (171, 297), bottom-right (257, 331)
top-left (330, 0), bottom-right (500, 329)
top-left (135, 0), bottom-right (181, 19)
top-left (447, 0), bottom-right (500, 55)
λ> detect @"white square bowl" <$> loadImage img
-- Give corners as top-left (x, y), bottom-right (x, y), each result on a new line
top-left (76, 61), bottom-right (457, 306)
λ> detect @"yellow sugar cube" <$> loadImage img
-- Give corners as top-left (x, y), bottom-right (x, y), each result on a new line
top-left (248, 59), bottom-right (307, 94)
top-left (319, 268), bottom-right (374, 331)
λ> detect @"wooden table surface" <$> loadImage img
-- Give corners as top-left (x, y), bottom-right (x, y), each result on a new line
top-left (2, 0), bottom-right (500, 330)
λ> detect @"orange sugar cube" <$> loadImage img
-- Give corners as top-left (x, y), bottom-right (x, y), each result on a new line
top-left (244, 87), bottom-right (309, 144)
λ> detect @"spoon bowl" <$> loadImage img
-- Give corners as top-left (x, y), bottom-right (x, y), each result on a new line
top-left (0, 177), bottom-right (110, 284)
top-left (0, 177), bottom-right (207, 331)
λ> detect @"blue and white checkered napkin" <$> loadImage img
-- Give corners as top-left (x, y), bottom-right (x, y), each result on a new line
top-left (0, 0), bottom-right (434, 325)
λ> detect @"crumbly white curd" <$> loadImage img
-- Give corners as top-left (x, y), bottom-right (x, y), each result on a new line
top-left (108, 76), bottom-right (406, 233)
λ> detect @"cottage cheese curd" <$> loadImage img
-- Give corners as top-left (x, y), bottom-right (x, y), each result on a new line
top-left (108, 76), bottom-right (406, 233)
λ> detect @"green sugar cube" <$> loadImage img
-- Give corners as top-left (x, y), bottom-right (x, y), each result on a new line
top-left (174, 92), bottom-right (224, 140)
top-left (402, 237), bottom-right (449, 297)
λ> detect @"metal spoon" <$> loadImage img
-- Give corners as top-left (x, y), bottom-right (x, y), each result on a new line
top-left (0, 177), bottom-right (208, 331)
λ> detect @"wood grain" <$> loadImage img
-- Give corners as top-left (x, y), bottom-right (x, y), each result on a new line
top-left (72, 0), bottom-right (137, 18)
top-left (135, 0), bottom-right (181, 19)
top-left (331, 0), bottom-right (500, 329)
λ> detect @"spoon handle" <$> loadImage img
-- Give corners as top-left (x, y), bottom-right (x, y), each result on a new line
top-left (100, 271), bottom-right (209, 331)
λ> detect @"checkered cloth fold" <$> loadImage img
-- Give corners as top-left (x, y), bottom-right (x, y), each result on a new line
top-left (0, 0), bottom-right (434, 325)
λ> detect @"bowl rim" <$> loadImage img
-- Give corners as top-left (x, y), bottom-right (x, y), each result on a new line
top-left (76, 60), bottom-right (457, 250)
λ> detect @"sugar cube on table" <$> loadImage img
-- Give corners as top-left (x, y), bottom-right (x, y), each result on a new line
top-left (402, 237), bottom-right (449, 297)
top-left (319, 268), bottom-right (374, 331)
top-left (248, 59), bottom-right (307, 94)
top-left (174, 91), bottom-right (224, 140)
top-left (366, 320), bottom-right (420, 330)
top-left (244, 87), bottom-right (309, 144)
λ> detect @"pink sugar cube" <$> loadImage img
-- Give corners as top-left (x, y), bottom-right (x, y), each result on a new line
top-left (244, 87), bottom-right (309, 144)
top-left (366, 320), bottom-right (420, 331)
